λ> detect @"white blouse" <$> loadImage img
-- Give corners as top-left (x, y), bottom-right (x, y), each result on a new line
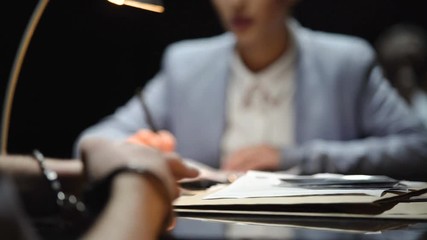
top-left (221, 40), bottom-right (297, 165)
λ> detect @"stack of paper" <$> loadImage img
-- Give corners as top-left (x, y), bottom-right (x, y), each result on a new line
top-left (175, 171), bottom-right (427, 219)
top-left (203, 171), bottom-right (408, 199)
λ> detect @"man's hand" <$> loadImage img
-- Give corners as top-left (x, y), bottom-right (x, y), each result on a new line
top-left (79, 137), bottom-right (198, 199)
top-left (221, 145), bottom-right (281, 172)
top-left (79, 137), bottom-right (199, 238)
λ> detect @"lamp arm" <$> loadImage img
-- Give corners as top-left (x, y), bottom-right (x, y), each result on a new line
top-left (1, 0), bottom-right (50, 154)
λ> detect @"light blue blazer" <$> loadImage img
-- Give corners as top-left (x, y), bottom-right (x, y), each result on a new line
top-left (76, 21), bottom-right (427, 180)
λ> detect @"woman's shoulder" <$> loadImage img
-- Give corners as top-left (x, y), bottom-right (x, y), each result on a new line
top-left (164, 33), bottom-right (235, 58)
top-left (296, 24), bottom-right (375, 60)
top-left (292, 22), bottom-right (376, 68)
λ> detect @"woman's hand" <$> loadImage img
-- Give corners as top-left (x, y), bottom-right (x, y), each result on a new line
top-left (221, 145), bottom-right (280, 172)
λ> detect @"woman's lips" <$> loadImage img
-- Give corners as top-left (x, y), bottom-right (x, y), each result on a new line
top-left (231, 16), bottom-right (254, 31)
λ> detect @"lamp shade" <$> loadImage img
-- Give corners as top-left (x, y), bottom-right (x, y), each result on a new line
top-left (108, 0), bottom-right (164, 13)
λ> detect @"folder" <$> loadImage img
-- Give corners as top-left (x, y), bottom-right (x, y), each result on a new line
top-left (174, 171), bottom-right (427, 219)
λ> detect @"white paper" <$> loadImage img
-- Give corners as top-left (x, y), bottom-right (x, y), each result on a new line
top-left (204, 171), bottom-right (388, 200)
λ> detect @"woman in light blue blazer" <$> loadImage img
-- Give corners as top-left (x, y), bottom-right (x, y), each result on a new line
top-left (76, 0), bottom-right (427, 180)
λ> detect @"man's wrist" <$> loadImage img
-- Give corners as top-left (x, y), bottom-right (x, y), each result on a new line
top-left (84, 165), bottom-right (174, 235)
top-left (112, 173), bottom-right (168, 222)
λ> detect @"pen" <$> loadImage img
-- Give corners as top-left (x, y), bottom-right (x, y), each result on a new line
top-left (135, 87), bottom-right (158, 132)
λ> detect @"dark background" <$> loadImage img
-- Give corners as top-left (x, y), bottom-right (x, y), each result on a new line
top-left (1, 0), bottom-right (426, 158)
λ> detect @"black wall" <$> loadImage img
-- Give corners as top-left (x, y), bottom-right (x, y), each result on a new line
top-left (1, 0), bottom-right (426, 158)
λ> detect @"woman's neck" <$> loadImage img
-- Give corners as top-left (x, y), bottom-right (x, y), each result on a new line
top-left (237, 28), bottom-right (289, 73)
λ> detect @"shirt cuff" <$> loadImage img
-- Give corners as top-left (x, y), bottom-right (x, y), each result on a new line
top-left (280, 146), bottom-right (304, 170)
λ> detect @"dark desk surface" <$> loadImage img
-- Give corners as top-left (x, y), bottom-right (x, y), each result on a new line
top-left (170, 215), bottom-right (427, 240)
top-left (31, 202), bottom-right (427, 240)
top-left (33, 213), bottom-right (427, 240)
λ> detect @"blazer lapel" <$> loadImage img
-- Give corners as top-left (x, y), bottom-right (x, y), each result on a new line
top-left (175, 34), bottom-right (235, 168)
top-left (292, 22), bottom-right (323, 144)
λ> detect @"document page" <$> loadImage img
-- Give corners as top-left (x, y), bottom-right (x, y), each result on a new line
top-left (204, 171), bottom-right (397, 199)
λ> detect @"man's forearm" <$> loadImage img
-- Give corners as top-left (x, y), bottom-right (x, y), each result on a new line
top-left (83, 173), bottom-right (168, 240)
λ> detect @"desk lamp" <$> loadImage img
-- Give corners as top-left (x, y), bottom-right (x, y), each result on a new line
top-left (0, 0), bottom-right (164, 154)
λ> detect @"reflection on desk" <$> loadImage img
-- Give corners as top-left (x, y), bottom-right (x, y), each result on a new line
top-left (171, 216), bottom-right (427, 240)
